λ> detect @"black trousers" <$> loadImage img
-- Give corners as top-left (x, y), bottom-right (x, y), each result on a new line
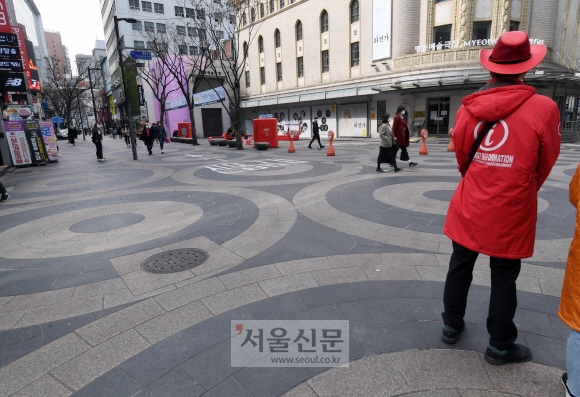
top-left (309, 134), bottom-right (322, 148)
top-left (442, 241), bottom-right (521, 350)
top-left (0, 181), bottom-right (6, 195)
top-left (124, 135), bottom-right (130, 145)
top-left (395, 146), bottom-right (410, 161)
top-left (94, 140), bottom-right (103, 159)
top-left (146, 142), bottom-right (153, 154)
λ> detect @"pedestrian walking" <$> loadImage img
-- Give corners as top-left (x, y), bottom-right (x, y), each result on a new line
top-left (67, 125), bottom-right (75, 146)
top-left (308, 117), bottom-right (324, 150)
top-left (157, 121), bottom-right (167, 154)
top-left (91, 123), bottom-right (106, 162)
top-left (122, 124), bottom-right (130, 147)
top-left (376, 115), bottom-right (401, 173)
top-left (392, 106), bottom-right (417, 168)
top-left (112, 126), bottom-right (118, 139)
top-left (141, 124), bottom-right (155, 155)
top-left (560, 164), bottom-right (580, 397)
top-left (440, 31), bottom-right (560, 365)
top-left (0, 181), bottom-right (9, 202)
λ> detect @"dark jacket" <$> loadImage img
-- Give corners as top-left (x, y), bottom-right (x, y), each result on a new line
top-left (156, 125), bottom-right (166, 140)
top-left (312, 121), bottom-right (320, 136)
top-left (142, 127), bottom-right (155, 144)
top-left (392, 115), bottom-right (409, 147)
top-left (91, 128), bottom-right (101, 142)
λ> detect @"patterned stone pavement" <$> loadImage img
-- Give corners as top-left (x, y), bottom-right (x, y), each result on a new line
top-left (0, 135), bottom-right (576, 396)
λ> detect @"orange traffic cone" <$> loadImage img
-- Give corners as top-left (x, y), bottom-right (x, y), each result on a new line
top-left (327, 131), bottom-right (335, 156)
top-left (288, 136), bottom-right (296, 153)
top-left (419, 129), bottom-right (428, 155)
top-left (447, 128), bottom-right (455, 152)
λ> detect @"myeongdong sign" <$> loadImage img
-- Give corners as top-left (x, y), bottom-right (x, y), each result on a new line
top-left (415, 38), bottom-right (545, 53)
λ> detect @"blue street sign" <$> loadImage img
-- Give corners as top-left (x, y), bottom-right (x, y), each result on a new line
top-left (130, 50), bottom-right (152, 60)
top-left (51, 116), bottom-right (65, 125)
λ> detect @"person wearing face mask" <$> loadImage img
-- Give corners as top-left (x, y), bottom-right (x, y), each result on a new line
top-left (377, 114), bottom-right (401, 173)
top-left (392, 106), bottom-right (418, 168)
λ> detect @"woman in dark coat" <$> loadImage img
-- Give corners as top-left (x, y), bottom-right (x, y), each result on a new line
top-left (392, 106), bottom-right (417, 168)
top-left (91, 123), bottom-right (105, 161)
top-left (141, 124), bottom-right (155, 155)
top-left (67, 125), bottom-right (75, 146)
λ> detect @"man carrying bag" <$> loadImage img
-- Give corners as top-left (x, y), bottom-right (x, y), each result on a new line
top-left (440, 31), bottom-right (561, 365)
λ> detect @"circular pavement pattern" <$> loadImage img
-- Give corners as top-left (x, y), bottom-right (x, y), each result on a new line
top-left (0, 201), bottom-right (203, 259)
top-left (373, 182), bottom-right (550, 216)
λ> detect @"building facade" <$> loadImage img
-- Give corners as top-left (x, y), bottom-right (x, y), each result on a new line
top-left (238, 0), bottom-right (580, 139)
top-left (99, 0), bottom-right (233, 135)
top-left (44, 30), bottom-right (71, 76)
top-left (8, 0), bottom-right (49, 82)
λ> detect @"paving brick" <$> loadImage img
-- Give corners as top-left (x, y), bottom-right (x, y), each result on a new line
top-left (259, 273), bottom-right (319, 297)
top-left (120, 330), bottom-right (204, 386)
top-left (51, 329), bottom-right (150, 391)
top-left (202, 283), bottom-right (268, 315)
top-left (297, 284), bottom-right (356, 308)
top-left (136, 368), bottom-right (204, 397)
top-left (180, 339), bottom-right (239, 391)
top-left (72, 367), bottom-right (142, 397)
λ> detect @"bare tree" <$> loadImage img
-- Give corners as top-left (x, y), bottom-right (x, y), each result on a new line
top-left (187, 0), bottom-right (263, 148)
top-left (43, 56), bottom-right (102, 127)
top-left (141, 19), bottom-right (211, 144)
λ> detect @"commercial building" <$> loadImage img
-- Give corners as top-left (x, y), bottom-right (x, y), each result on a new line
top-left (8, 0), bottom-right (49, 82)
top-left (238, 0), bottom-right (580, 140)
top-left (44, 30), bottom-right (71, 76)
top-left (99, 0), bottom-right (233, 135)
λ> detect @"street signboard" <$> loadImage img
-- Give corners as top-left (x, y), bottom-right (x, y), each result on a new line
top-left (130, 50), bottom-right (152, 60)
top-left (0, 32), bottom-right (18, 47)
top-left (137, 85), bottom-right (145, 106)
top-left (0, 45), bottom-right (20, 60)
top-left (135, 62), bottom-right (145, 67)
top-left (50, 116), bottom-right (65, 125)
top-left (0, 73), bottom-right (26, 92)
top-left (0, 59), bottom-right (22, 72)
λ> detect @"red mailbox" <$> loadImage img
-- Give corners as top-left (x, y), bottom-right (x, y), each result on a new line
top-left (253, 118), bottom-right (279, 148)
top-left (178, 122), bottom-right (192, 139)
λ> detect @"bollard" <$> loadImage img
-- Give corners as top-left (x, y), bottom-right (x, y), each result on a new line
top-left (447, 128), bottom-right (455, 152)
top-left (327, 131), bottom-right (335, 156)
top-left (419, 129), bottom-right (429, 155)
top-left (288, 132), bottom-right (296, 153)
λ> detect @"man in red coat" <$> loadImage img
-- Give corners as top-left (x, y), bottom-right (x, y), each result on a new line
top-left (441, 31), bottom-right (561, 365)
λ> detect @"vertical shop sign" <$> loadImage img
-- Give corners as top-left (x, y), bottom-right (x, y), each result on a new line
top-left (0, 0), bottom-right (12, 34)
top-left (23, 120), bottom-right (48, 164)
top-left (372, 0), bottom-right (392, 60)
top-left (4, 120), bottom-right (31, 165)
top-left (39, 121), bottom-right (58, 162)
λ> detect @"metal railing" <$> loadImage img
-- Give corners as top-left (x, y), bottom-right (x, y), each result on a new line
top-left (562, 121), bottom-right (580, 143)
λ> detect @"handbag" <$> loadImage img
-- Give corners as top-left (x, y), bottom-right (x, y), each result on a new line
top-left (165, 137), bottom-right (170, 143)
top-left (465, 121), bottom-right (497, 172)
top-left (392, 139), bottom-right (399, 152)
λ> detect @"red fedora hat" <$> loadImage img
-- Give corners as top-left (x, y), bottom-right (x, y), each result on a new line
top-left (480, 31), bottom-right (546, 74)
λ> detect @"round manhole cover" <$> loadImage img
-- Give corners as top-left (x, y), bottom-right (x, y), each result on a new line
top-left (334, 160), bottom-right (359, 164)
top-left (141, 249), bottom-right (209, 274)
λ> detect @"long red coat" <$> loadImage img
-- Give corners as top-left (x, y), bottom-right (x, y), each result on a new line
top-left (392, 115), bottom-right (409, 147)
top-left (444, 82), bottom-right (560, 259)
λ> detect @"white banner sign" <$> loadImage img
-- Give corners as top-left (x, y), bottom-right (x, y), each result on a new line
top-left (194, 86), bottom-right (226, 107)
top-left (372, 0), bottom-right (392, 61)
top-left (338, 103), bottom-right (368, 138)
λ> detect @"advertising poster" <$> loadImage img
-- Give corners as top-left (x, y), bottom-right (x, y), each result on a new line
top-left (39, 121), bottom-right (58, 162)
top-left (194, 86), bottom-right (226, 107)
top-left (3, 104), bottom-right (34, 121)
top-left (372, 0), bottom-right (392, 60)
top-left (270, 108), bottom-right (289, 136)
top-left (289, 107), bottom-right (311, 137)
top-left (23, 120), bottom-right (48, 165)
top-left (312, 104), bottom-right (337, 140)
top-left (338, 103), bottom-right (368, 138)
top-left (4, 120), bottom-right (31, 166)
top-left (24, 40), bottom-right (40, 91)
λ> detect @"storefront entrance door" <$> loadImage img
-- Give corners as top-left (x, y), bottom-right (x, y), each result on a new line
top-left (427, 97), bottom-right (450, 136)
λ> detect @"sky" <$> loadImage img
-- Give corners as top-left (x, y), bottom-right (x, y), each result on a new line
top-left (34, 0), bottom-right (104, 70)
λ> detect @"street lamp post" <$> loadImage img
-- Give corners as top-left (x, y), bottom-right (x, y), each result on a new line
top-left (114, 16), bottom-right (138, 160)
